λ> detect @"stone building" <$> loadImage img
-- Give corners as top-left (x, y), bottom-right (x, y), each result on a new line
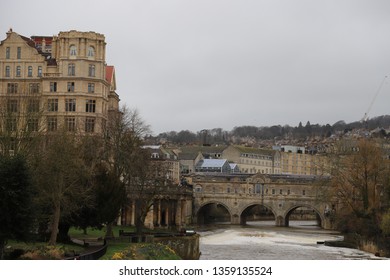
top-left (222, 145), bottom-right (282, 174)
top-left (0, 29), bottom-right (119, 142)
top-left (273, 145), bottom-right (329, 176)
top-left (142, 145), bottom-right (181, 184)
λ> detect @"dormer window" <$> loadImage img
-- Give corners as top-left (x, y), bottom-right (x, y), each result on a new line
top-left (69, 45), bottom-right (77, 57)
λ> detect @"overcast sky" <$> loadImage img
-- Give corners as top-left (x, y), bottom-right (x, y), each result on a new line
top-left (1, 0), bottom-right (390, 134)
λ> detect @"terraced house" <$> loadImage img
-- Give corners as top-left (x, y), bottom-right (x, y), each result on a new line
top-left (0, 28), bottom-right (119, 146)
top-left (222, 145), bottom-right (282, 174)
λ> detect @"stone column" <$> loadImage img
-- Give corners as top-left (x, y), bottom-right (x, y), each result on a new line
top-left (80, 38), bottom-right (86, 58)
top-left (175, 200), bottom-right (182, 227)
top-left (144, 204), bottom-right (154, 230)
top-left (276, 215), bottom-right (285, 227)
top-left (157, 200), bottom-right (161, 226)
top-left (165, 202), bottom-right (169, 227)
top-left (131, 200), bottom-right (135, 226)
top-left (180, 199), bottom-right (186, 226)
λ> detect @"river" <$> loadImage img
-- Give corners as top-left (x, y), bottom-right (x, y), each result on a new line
top-left (198, 221), bottom-right (385, 260)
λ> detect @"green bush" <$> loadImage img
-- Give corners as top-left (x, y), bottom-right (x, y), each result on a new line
top-left (111, 243), bottom-right (181, 260)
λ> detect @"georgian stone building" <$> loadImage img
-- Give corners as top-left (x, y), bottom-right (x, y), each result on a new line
top-left (0, 29), bottom-right (119, 140)
top-left (222, 145), bottom-right (282, 174)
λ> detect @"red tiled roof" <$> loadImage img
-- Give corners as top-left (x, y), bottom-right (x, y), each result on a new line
top-left (105, 65), bottom-right (114, 83)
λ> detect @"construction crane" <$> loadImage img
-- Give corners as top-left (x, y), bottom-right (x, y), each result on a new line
top-left (361, 75), bottom-right (388, 122)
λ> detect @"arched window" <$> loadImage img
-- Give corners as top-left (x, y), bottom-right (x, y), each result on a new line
top-left (87, 46), bottom-right (95, 58)
top-left (69, 45), bottom-right (77, 57)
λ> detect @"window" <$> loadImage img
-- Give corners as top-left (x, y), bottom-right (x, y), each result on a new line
top-left (47, 117), bottom-right (57, 131)
top-left (302, 190), bottom-right (306, 196)
top-left (87, 46), bottom-right (95, 57)
top-left (37, 66), bottom-right (42, 77)
top-left (29, 83), bottom-right (40, 94)
top-left (17, 47), bottom-right (21, 59)
top-left (279, 189), bottom-right (283, 195)
top-left (68, 63), bottom-right (75, 76)
top-left (272, 189), bottom-right (275, 195)
top-left (27, 118), bottom-right (39, 132)
top-left (28, 99), bottom-right (40, 112)
top-left (16, 66), bottom-right (21, 77)
top-left (88, 83), bottom-right (95, 93)
top-left (6, 47), bottom-right (10, 59)
top-left (47, 99), bottom-right (58, 112)
top-left (7, 100), bottom-right (18, 112)
top-left (88, 64), bottom-right (95, 77)
top-left (6, 117), bottom-right (17, 132)
top-left (85, 117), bottom-right (95, 133)
top-left (67, 82), bottom-right (75, 92)
top-left (7, 83), bottom-right (18, 93)
top-left (28, 66), bottom-right (33, 77)
top-left (5, 66), bottom-right (10, 77)
top-left (85, 99), bottom-right (96, 113)
top-left (255, 184), bottom-right (261, 194)
top-left (65, 99), bottom-right (76, 112)
top-left (50, 82), bottom-right (57, 92)
top-left (65, 117), bottom-right (76, 132)
top-left (69, 45), bottom-right (77, 56)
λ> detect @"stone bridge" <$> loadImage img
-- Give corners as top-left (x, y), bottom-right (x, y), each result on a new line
top-left (191, 173), bottom-right (336, 229)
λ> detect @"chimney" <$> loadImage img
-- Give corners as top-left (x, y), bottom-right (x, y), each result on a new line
top-left (6, 28), bottom-right (13, 38)
top-left (42, 38), bottom-right (46, 52)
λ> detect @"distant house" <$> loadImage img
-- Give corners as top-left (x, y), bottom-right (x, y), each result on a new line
top-left (176, 145), bottom-right (226, 174)
top-left (222, 145), bottom-right (281, 174)
top-left (195, 159), bottom-right (232, 173)
top-left (142, 145), bottom-right (181, 184)
top-left (229, 163), bottom-right (240, 173)
top-left (177, 151), bottom-right (204, 174)
top-left (272, 145), bottom-right (329, 176)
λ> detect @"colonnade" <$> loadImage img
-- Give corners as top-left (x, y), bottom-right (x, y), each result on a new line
top-left (120, 197), bottom-right (192, 229)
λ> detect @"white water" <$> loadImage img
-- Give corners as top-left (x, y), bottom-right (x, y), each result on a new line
top-left (198, 221), bottom-right (385, 260)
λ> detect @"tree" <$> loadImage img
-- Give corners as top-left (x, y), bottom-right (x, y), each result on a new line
top-left (103, 105), bottom-right (151, 237)
top-left (0, 155), bottom-right (35, 259)
top-left (0, 94), bottom-right (44, 158)
top-left (31, 132), bottom-right (91, 245)
top-left (330, 138), bottom-right (390, 237)
top-left (125, 154), bottom-right (177, 234)
top-left (92, 164), bottom-right (126, 234)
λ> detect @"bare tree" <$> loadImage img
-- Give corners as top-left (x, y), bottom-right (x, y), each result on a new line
top-left (329, 138), bottom-right (390, 237)
top-left (31, 131), bottom-right (92, 245)
top-left (0, 94), bottom-right (44, 157)
top-left (102, 105), bottom-right (151, 237)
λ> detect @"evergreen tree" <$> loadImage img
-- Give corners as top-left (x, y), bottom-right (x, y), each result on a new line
top-left (0, 155), bottom-right (34, 259)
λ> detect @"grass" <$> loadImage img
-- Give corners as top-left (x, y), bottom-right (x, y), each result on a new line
top-left (68, 225), bottom-right (136, 239)
top-left (68, 226), bottom-right (180, 260)
top-left (5, 226), bottom-right (180, 260)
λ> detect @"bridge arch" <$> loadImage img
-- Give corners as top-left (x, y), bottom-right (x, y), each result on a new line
top-left (284, 204), bottom-right (324, 228)
top-left (239, 203), bottom-right (276, 225)
top-left (196, 201), bottom-right (232, 225)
